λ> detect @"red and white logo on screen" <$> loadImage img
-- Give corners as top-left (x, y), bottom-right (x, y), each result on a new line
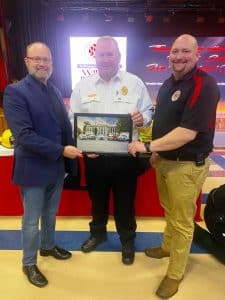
top-left (88, 43), bottom-right (96, 58)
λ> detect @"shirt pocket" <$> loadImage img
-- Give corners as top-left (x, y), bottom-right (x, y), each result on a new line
top-left (113, 95), bottom-right (138, 104)
top-left (112, 96), bottom-right (138, 114)
top-left (80, 96), bottom-right (101, 112)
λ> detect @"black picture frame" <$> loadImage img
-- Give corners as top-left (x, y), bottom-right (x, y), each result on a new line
top-left (74, 113), bottom-right (133, 155)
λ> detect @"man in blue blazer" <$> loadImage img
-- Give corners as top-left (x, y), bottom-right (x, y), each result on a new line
top-left (3, 42), bottom-right (82, 288)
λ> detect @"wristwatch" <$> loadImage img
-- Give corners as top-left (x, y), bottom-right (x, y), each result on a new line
top-left (144, 142), bottom-right (151, 153)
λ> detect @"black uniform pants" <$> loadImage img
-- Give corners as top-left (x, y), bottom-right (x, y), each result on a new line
top-left (84, 155), bottom-right (139, 246)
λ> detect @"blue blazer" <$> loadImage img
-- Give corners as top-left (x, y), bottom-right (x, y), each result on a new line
top-left (3, 75), bottom-right (77, 186)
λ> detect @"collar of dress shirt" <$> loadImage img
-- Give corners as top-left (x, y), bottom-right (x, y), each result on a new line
top-left (95, 70), bottom-right (122, 85)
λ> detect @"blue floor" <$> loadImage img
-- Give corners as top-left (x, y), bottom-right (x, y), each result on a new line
top-left (210, 153), bottom-right (225, 169)
top-left (0, 230), bottom-right (207, 253)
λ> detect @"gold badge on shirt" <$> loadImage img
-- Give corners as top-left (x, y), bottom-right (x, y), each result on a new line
top-left (121, 86), bottom-right (128, 96)
top-left (171, 90), bottom-right (181, 102)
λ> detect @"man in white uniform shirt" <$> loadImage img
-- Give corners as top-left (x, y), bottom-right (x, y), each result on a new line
top-left (70, 36), bottom-right (153, 264)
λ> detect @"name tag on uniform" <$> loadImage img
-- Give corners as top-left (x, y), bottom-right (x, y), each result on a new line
top-left (82, 93), bottom-right (100, 103)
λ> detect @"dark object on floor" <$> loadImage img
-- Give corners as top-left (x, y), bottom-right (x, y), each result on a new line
top-left (193, 223), bottom-right (225, 264)
top-left (204, 184), bottom-right (225, 240)
top-left (193, 184), bottom-right (225, 264)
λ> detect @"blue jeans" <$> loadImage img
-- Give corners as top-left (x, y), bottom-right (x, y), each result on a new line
top-left (20, 177), bottom-right (64, 266)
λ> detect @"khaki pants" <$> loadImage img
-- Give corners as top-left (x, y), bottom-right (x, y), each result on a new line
top-left (155, 156), bottom-right (209, 280)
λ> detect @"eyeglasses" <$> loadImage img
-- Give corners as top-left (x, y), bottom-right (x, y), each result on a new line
top-left (26, 56), bottom-right (52, 64)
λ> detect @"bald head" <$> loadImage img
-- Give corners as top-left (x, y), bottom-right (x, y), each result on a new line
top-left (26, 42), bottom-right (51, 57)
top-left (169, 34), bottom-right (199, 80)
top-left (172, 34), bottom-right (198, 51)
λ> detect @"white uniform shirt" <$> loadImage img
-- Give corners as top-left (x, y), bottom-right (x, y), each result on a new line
top-left (70, 70), bottom-right (153, 139)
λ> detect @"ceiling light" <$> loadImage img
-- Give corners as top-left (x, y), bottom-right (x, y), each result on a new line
top-left (104, 14), bottom-right (113, 22)
top-left (57, 9), bottom-right (64, 22)
top-left (127, 16), bottom-right (135, 23)
top-left (145, 15), bottom-right (154, 23)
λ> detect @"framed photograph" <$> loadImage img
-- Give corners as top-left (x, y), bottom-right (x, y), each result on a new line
top-left (74, 113), bottom-right (133, 155)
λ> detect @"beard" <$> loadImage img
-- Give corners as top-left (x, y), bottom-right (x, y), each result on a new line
top-left (31, 68), bottom-right (52, 83)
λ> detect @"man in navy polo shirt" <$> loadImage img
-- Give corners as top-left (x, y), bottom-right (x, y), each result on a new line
top-left (129, 34), bottom-right (220, 298)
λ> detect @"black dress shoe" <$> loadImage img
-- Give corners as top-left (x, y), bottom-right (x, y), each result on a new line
top-left (40, 246), bottom-right (72, 260)
top-left (81, 236), bottom-right (106, 253)
top-left (23, 265), bottom-right (48, 287)
top-left (122, 246), bottom-right (135, 265)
